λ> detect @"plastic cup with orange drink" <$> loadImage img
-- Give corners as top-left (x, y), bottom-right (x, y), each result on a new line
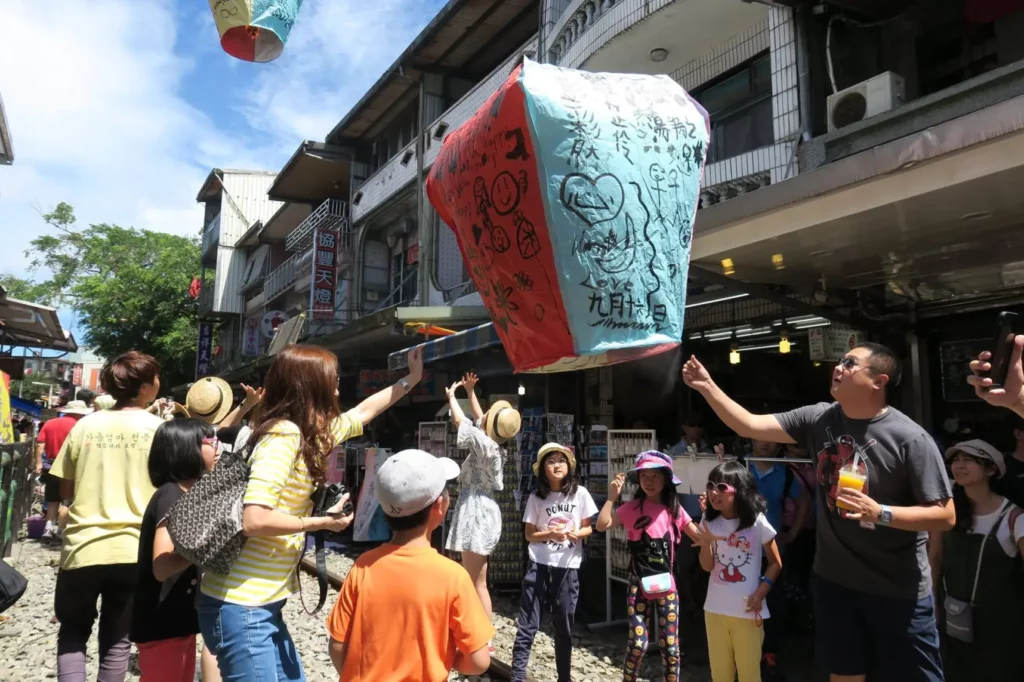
top-left (836, 461), bottom-right (867, 511)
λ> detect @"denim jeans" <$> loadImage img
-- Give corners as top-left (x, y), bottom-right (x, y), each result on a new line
top-left (196, 593), bottom-right (306, 682)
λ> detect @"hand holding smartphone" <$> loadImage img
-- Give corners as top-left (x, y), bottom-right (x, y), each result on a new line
top-left (983, 312), bottom-right (1020, 388)
top-left (969, 311), bottom-right (1024, 417)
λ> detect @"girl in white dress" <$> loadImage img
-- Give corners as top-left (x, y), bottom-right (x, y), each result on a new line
top-left (445, 373), bottom-right (521, 638)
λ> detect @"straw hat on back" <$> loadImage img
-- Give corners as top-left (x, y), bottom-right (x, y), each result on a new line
top-left (484, 400), bottom-right (521, 444)
top-left (185, 377), bottom-right (234, 425)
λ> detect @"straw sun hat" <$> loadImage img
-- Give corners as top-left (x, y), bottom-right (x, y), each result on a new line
top-left (59, 400), bottom-right (93, 416)
top-left (532, 442), bottom-right (576, 475)
top-left (484, 400), bottom-right (521, 444)
top-left (182, 377), bottom-right (234, 425)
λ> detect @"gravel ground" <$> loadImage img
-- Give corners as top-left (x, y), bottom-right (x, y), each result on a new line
top-left (1, 540), bottom-right (711, 682)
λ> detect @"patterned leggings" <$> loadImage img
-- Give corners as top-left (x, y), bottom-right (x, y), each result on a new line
top-left (623, 574), bottom-right (681, 682)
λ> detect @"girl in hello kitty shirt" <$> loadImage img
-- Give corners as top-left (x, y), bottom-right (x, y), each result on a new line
top-left (696, 461), bottom-right (782, 682)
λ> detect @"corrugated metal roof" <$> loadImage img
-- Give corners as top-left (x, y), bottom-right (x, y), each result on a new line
top-left (326, 0), bottom-right (537, 143)
top-left (219, 172), bottom-right (283, 246)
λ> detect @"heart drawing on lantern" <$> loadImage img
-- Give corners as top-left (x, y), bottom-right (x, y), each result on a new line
top-left (560, 173), bottom-right (625, 228)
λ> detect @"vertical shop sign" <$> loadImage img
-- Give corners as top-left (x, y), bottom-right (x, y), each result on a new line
top-left (310, 228), bottom-right (338, 322)
top-left (72, 364), bottom-right (84, 386)
top-left (196, 322), bottom-right (213, 379)
top-left (242, 317), bottom-right (261, 356)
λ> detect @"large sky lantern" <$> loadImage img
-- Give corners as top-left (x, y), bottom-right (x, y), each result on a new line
top-left (209, 0), bottom-right (302, 63)
top-left (427, 58), bottom-right (710, 373)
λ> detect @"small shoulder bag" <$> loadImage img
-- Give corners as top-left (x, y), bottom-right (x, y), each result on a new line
top-left (629, 524), bottom-right (678, 599)
top-left (942, 502), bottom-right (1011, 643)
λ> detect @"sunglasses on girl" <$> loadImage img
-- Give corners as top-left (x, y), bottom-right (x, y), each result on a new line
top-left (706, 481), bottom-right (736, 494)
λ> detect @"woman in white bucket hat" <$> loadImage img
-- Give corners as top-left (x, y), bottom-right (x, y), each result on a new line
top-left (444, 373), bottom-right (521, 649)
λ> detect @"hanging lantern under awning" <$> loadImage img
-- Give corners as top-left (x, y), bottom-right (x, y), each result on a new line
top-left (209, 0), bottom-right (303, 63)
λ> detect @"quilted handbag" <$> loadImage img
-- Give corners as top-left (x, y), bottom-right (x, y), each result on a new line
top-left (166, 444), bottom-right (252, 575)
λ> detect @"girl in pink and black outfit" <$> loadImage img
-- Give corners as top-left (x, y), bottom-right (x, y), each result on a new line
top-left (597, 451), bottom-right (701, 682)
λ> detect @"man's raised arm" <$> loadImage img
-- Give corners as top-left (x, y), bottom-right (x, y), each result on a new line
top-left (681, 355), bottom-right (795, 444)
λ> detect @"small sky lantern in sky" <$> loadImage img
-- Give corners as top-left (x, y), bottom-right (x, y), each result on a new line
top-left (210, 0), bottom-right (302, 63)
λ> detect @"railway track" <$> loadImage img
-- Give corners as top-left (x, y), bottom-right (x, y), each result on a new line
top-left (299, 556), bottom-right (525, 681)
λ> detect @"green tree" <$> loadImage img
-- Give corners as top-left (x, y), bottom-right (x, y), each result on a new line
top-left (9, 377), bottom-right (59, 404)
top-left (26, 202), bottom-right (202, 389)
top-left (0, 273), bottom-right (53, 304)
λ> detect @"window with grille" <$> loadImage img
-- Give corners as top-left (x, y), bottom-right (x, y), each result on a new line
top-left (692, 52), bottom-right (773, 164)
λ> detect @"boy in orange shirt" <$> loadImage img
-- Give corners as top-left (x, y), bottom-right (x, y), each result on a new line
top-left (327, 449), bottom-right (494, 681)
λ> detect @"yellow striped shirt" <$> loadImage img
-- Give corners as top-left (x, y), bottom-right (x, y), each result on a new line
top-left (201, 412), bottom-right (362, 606)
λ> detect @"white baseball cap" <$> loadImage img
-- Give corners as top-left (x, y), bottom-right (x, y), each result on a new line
top-left (376, 449), bottom-right (461, 518)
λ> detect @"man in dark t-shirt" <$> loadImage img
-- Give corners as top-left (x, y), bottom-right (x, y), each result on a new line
top-left (683, 342), bottom-right (953, 682)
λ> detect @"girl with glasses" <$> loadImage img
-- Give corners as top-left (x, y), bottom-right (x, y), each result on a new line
top-left (512, 443), bottom-right (598, 682)
top-left (697, 461), bottom-right (782, 682)
top-left (131, 418), bottom-right (220, 682)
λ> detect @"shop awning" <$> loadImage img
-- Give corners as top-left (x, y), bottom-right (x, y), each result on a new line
top-left (268, 314), bottom-right (306, 355)
top-left (388, 322), bottom-right (501, 371)
top-left (0, 292), bottom-right (77, 352)
top-left (10, 396), bottom-right (41, 418)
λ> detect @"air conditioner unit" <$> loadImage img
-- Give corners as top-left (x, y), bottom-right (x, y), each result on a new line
top-left (826, 72), bottom-right (905, 133)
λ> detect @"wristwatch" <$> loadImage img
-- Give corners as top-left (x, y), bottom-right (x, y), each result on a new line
top-left (876, 505), bottom-right (893, 526)
top-left (398, 378), bottom-right (411, 391)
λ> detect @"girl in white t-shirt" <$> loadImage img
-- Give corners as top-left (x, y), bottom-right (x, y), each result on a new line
top-left (512, 443), bottom-right (598, 682)
top-left (697, 460), bottom-right (783, 682)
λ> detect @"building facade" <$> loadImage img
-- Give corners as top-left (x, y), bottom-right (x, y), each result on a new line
top-left (197, 0), bottom-right (1024, 435)
top-left (195, 169), bottom-right (283, 377)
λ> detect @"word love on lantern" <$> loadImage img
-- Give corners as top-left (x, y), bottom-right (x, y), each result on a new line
top-left (426, 58), bottom-right (710, 373)
top-left (209, 0), bottom-right (302, 63)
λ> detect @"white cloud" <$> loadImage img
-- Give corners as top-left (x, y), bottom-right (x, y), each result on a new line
top-left (0, 0), bottom-right (441, 291)
top-left (241, 0), bottom-right (445, 144)
top-left (0, 0), bottom-right (215, 280)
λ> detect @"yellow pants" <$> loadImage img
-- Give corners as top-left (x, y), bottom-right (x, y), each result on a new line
top-left (705, 611), bottom-right (764, 682)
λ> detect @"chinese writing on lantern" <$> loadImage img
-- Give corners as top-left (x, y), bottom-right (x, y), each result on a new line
top-left (196, 322), bottom-right (213, 379)
top-left (311, 228), bottom-right (338, 321)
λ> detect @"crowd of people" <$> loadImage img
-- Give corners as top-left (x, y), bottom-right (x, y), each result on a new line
top-left (12, 332), bottom-right (1024, 682)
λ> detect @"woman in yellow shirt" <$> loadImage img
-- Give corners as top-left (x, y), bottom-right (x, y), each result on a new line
top-left (49, 351), bottom-right (165, 682)
top-left (197, 343), bottom-right (424, 681)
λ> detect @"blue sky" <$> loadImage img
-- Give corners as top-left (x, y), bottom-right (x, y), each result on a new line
top-left (0, 0), bottom-right (446, 348)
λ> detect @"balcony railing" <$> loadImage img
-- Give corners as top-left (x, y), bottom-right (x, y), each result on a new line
top-left (264, 250), bottom-right (308, 303)
top-left (201, 214), bottom-right (221, 262)
top-left (285, 198), bottom-right (350, 253)
top-left (547, 0), bottom-right (626, 68)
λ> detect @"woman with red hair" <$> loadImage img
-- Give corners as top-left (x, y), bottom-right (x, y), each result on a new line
top-left (198, 344), bottom-right (423, 681)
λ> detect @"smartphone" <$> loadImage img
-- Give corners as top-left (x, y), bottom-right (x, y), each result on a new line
top-left (986, 311), bottom-right (1020, 388)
